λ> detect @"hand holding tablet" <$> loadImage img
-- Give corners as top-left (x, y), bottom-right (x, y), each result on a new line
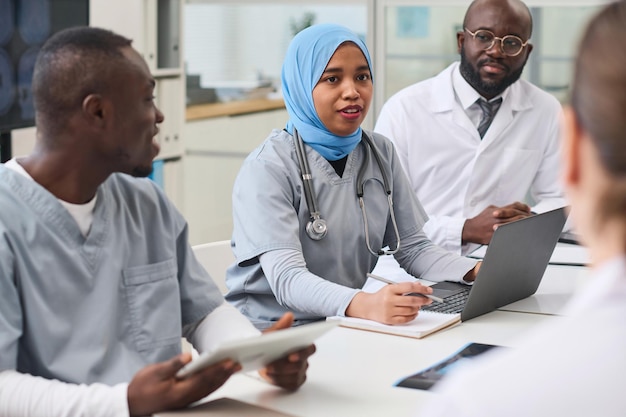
top-left (176, 320), bottom-right (337, 379)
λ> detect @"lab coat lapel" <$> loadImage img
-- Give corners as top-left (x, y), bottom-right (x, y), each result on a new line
top-left (480, 81), bottom-right (532, 146)
top-left (451, 105), bottom-right (480, 141)
top-left (431, 64), bottom-right (480, 142)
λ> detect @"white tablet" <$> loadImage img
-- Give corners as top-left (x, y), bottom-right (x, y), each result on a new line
top-left (176, 320), bottom-right (337, 378)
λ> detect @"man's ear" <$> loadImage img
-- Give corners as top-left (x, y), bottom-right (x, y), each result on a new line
top-left (561, 106), bottom-right (582, 189)
top-left (456, 31), bottom-right (465, 54)
top-left (82, 94), bottom-right (106, 128)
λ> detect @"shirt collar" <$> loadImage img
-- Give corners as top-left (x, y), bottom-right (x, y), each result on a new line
top-left (452, 63), bottom-right (509, 109)
top-left (6, 157), bottom-right (97, 209)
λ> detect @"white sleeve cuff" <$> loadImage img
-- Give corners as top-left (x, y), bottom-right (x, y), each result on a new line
top-left (445, 217), bottom-right (466, 254)
top-left (190, 302), bottom-right (261, 353)
top-left (0, 370), bottom-right (130, 417)
top-left (423, 216), bottom-right (466, 254)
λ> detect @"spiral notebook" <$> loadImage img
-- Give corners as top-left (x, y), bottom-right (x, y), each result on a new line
top-left (326, 310), bottom-right (460, 339)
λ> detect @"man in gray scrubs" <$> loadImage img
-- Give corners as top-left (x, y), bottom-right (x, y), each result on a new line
top-left (0, 27), bottom-right (314, 416)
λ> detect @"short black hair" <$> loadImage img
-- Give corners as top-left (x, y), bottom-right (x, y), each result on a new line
top-left (32, 26), bottom-right (132, 135)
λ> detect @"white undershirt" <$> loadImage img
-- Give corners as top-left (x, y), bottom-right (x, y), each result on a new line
top-left (1, 159), bottom-right (261, 416)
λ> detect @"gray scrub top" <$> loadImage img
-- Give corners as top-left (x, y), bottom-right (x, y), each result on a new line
top-left (225, 129), bottom-right (476, 328)
top-left (0, 166), bottom-right (224, 385)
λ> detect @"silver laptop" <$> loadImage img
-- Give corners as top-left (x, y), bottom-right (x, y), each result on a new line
top-left (421, 206), bottom-right (568, 321)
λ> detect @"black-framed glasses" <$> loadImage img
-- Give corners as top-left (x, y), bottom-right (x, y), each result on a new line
top-left (464, 28), bottom-right (530, 57)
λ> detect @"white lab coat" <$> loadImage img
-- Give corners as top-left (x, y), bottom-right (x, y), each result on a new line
top-left (375, 62), bottom-right (567, 254)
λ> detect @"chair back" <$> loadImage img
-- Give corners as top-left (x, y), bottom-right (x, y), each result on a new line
top-left (192, 240), bottom-right (234, 294)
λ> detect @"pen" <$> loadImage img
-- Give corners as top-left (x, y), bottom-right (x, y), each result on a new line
top-left (366, 273), bottom-right (444, 303)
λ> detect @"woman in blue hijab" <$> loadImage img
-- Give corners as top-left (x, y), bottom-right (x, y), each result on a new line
top-left (226, 23), bottom-right (479, 329)
top-left (281, 23), bottom-right (371, 161)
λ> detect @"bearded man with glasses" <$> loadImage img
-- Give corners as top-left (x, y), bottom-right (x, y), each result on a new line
top-left (374, 0), bottom-right (567, 257)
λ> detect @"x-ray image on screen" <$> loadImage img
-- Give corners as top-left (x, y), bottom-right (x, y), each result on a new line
top-left (0, 0), bottom-right (88, 133)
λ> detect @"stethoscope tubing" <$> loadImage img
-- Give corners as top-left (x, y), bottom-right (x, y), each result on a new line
top-left (294, 129), bottom-right (322, 218)
top-left (294, 128), bottom-right (401, 255)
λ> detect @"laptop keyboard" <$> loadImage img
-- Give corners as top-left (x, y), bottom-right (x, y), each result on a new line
top-left (421, 286), bottom-right (472, 314)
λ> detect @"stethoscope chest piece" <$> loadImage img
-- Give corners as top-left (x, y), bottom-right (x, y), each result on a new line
top-left (306, 217), bottom-right (327, 240)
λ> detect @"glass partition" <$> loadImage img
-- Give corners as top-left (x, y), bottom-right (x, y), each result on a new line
top-left (184, 1), bottom-right (368, 109)
top-left (381, 5), bottom-right (465, 105)
top-left (533, 6), bottom-right (601, 103)
top-left (374, 1), bottom-right (606, 117)
top-left (184, 1), bottom-right (606, 119)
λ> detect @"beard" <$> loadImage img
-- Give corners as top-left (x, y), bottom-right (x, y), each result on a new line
top-left (459, 45), bottom-right (525, 98)
top-left (131, 164), bottom-right (154, 178)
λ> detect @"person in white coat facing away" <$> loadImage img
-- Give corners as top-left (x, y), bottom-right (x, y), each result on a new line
top-left (420, 2), bottom-right (626, 415)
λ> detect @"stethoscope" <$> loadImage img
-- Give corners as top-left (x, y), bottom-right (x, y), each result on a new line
top-left (293, 128), bottom-right (401, 256)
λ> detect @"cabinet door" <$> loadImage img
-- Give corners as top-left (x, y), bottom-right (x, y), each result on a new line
top-left (89, 0), bottom-right (153, 68)
top-left (155, 78), bottom-right (183, 160)
top-left (156, 0), bottom-right (181, 70)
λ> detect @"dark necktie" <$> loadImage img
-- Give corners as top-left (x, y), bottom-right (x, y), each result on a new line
top-left (476, 98), bottom-right (503, 138)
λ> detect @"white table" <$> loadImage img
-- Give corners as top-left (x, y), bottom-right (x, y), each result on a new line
top-left (500, 263), bottom-right (590, 314)
top-left (469, 241), bottom-right (590, 266)
top-left (203, 312), bottom-right (556, 416)
top-left (197, 263), bottom-right (587, 416)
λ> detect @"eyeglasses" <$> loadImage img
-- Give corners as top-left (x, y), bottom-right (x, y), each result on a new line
top-left (464, 28), bottom-right (530, 57)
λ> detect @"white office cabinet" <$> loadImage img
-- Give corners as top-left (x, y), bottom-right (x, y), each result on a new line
top-left (155, 78), bottom-right (184, 160)
top-left (163, 158), bottom-right (184, 212)
top-left (90, 0), bottom-right (162, 73)
top-left (183, 108), bottom-right (289, 245)
top-left (89, 1), bottom-right (148, 63)
top-left (90, 0), bottom-right (185, 210)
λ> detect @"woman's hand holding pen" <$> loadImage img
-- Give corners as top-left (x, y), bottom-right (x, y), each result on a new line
top-left (345, 281), bottom-right (433, 325)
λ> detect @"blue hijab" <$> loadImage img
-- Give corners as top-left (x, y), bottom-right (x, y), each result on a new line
top-left (282, 23), bottom-right (373, 161)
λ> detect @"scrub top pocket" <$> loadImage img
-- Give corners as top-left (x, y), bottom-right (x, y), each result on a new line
top-left (123, 258), bottom-right (181, 353)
